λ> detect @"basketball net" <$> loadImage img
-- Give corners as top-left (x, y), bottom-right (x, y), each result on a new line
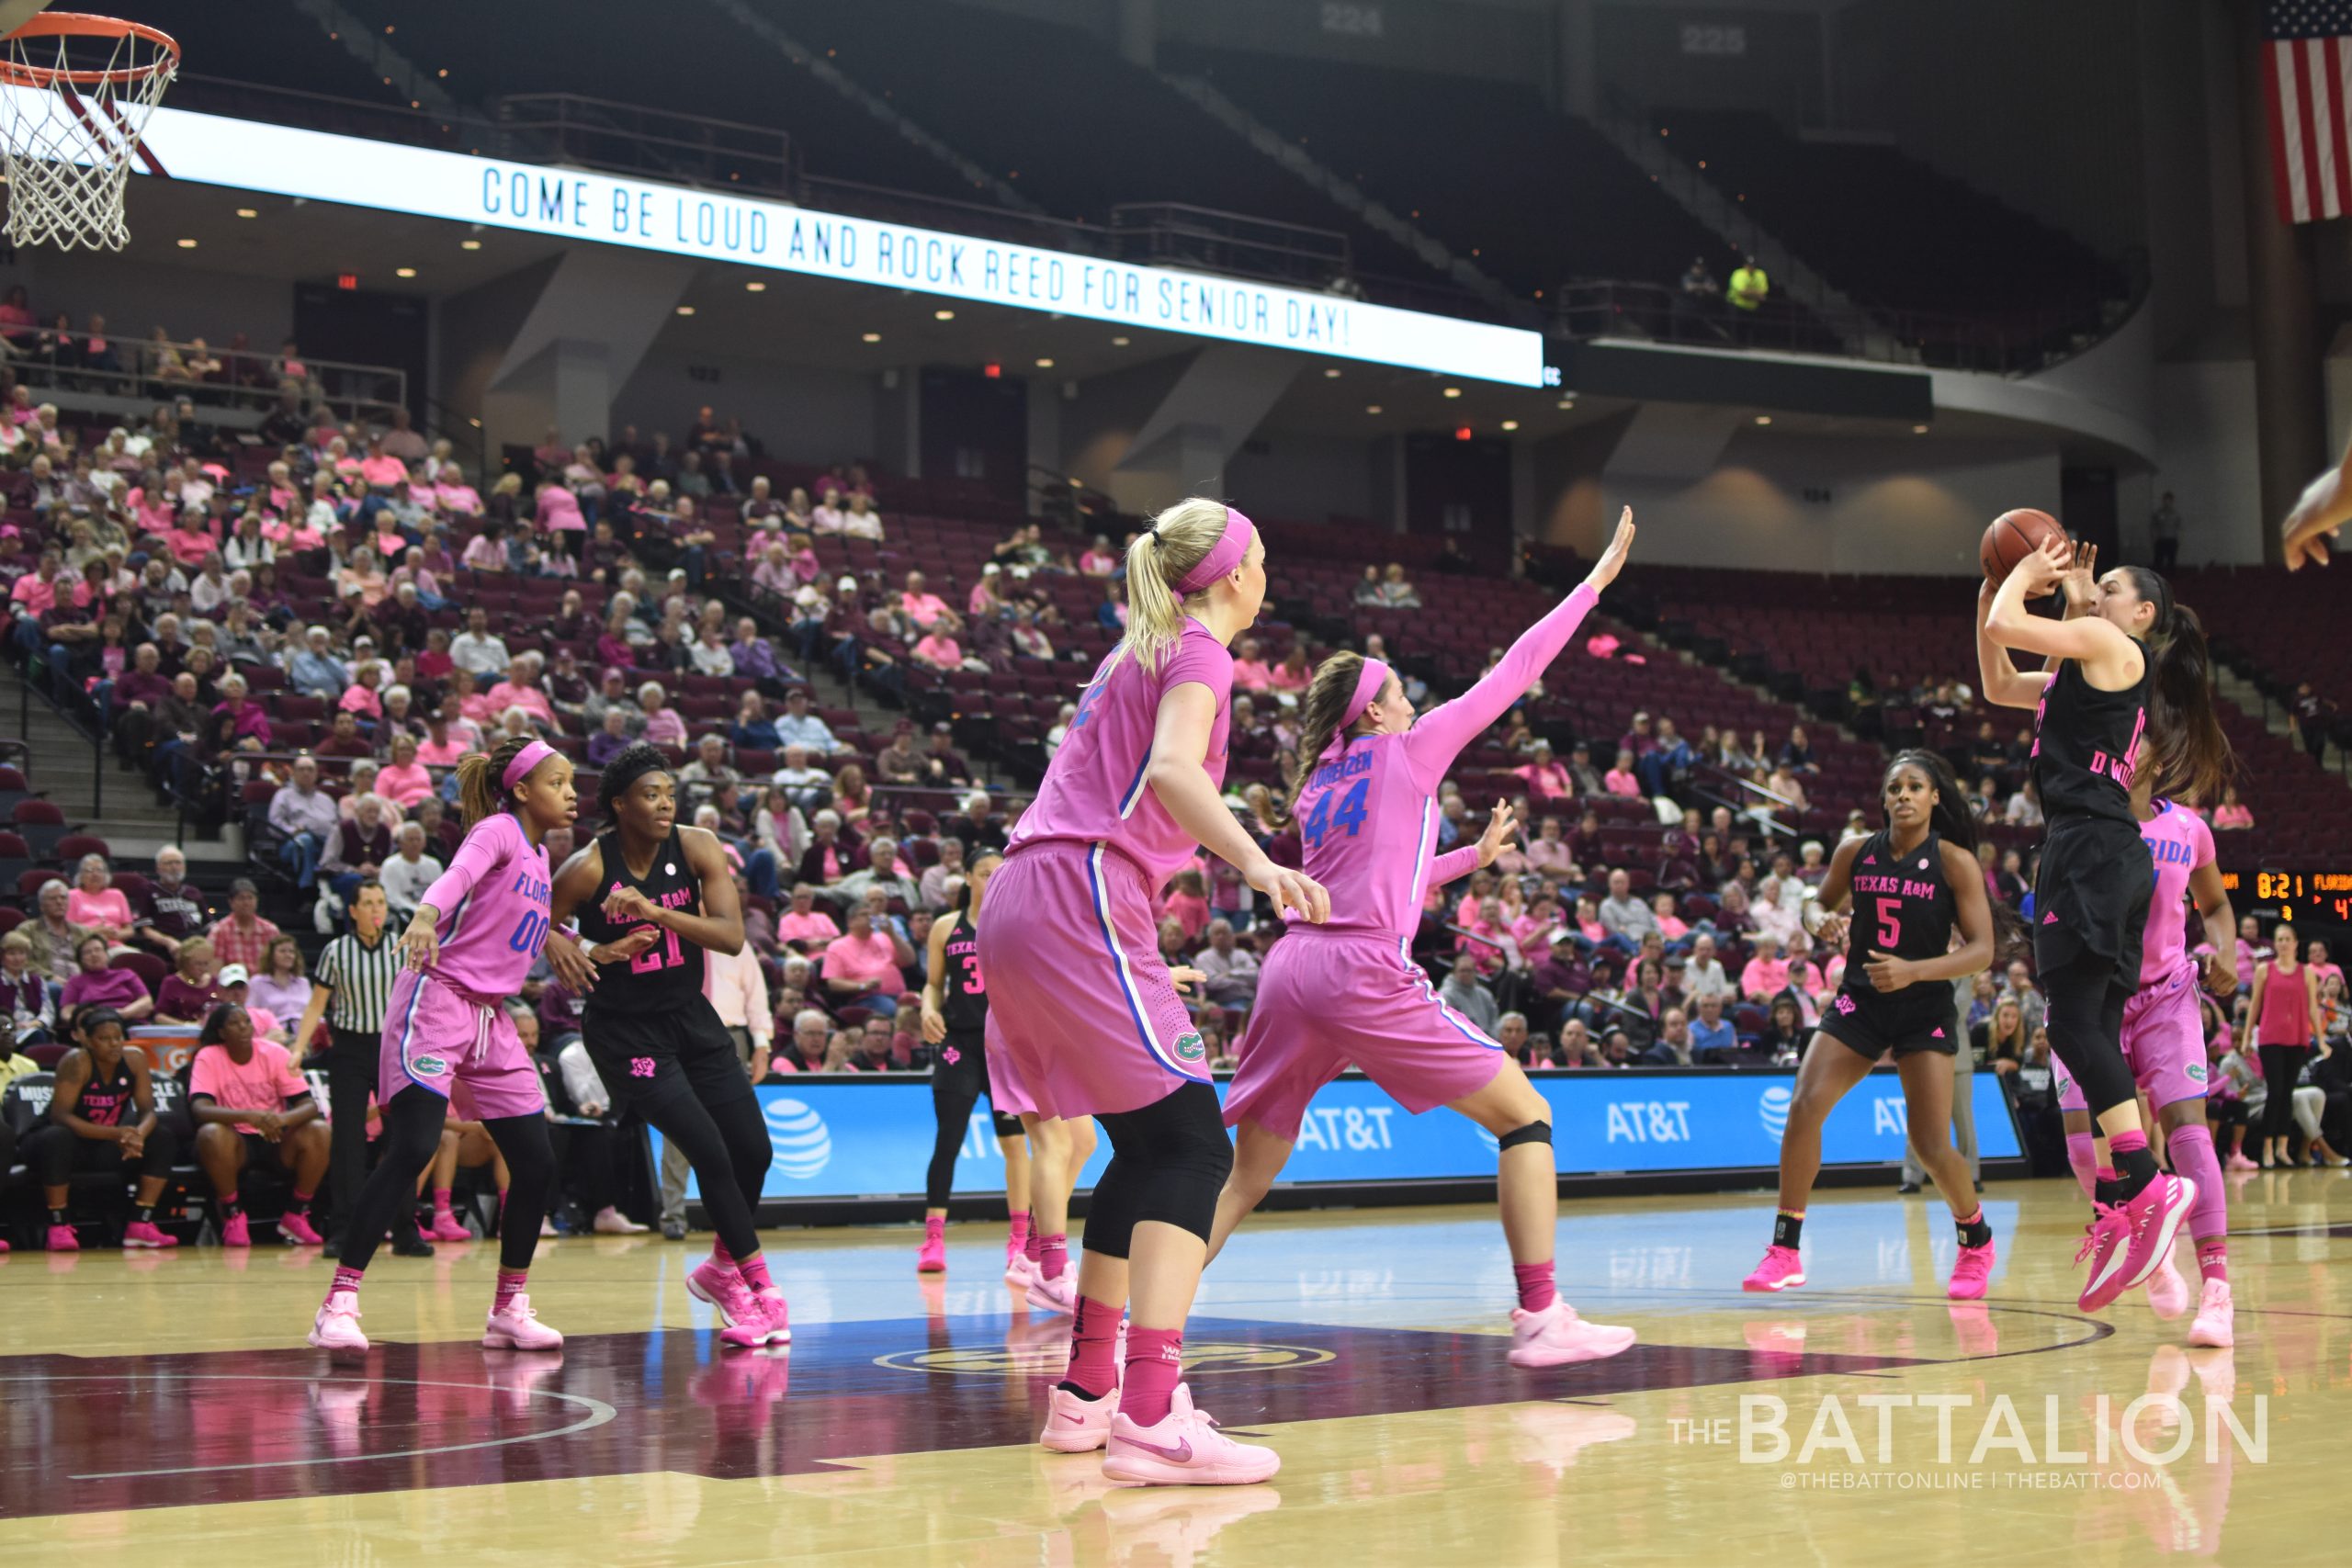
top-left (0, 14), bottom-right (175, 251)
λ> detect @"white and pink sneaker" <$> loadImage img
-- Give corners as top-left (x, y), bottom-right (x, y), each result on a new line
top-left (1947, 1238), bottom-right (1996, 1302)
top-left (752, 1284), bottom-right (793, 1346)
top-left (2188, 1278), bottom-right (2234, 1348)
top-left (122, 1220), bottom-right (177, 1248)
top-left (2078, 1174), bottom-right (2197, 1313)
top-left (1507, 1299), bottom-right (1636, 1368)
top-left (1742, 1244), bottom-right (1804, 1292)
top-left (1025, 1268), bottom-right (1078, 1315)
top-left (688, 1257), bottom-right (773, 1348)
top-left (279, 1211), bottom-right (325, 1246)
top-left (1102, 1384), bottom-right (1279, 1486)
top-left (309, 1289), bottom-right (369, 1351)
top-left (482, 1292), bottom-right (563, 1350)
top-left (2144, 1239), bottom-right (2192, 1319)
top-left (1039, 1382), bottom-right (1120, 1452)
top-left (1005, 1253), bottom-right (1037, 1291)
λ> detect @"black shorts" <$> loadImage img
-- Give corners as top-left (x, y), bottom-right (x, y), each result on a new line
top-left (1820, 990), bottom-right (1960, 1061)
top-left (237, 1131), bottom-right (291, 1166)
top-left (2034, 816), bottom-right (2154, 989)
top-left (934, 1027), bottom-right (1024, 1138)
top-left (583, 998), bottom-right (753, 1115)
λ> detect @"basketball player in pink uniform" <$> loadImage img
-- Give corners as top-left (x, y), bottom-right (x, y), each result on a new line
top-left (977, 498), bottom-right (1327, 1486)
top-left (309, 736), bottom-right (586, 1354)
top-left (2054, 741), bottom-right (2237, 1344)
top-left (1208, 510), bottom-right (1639, 1367)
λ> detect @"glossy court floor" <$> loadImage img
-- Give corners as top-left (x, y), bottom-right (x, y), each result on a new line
top-left (2, 1170), bottom-right (2346, 1566)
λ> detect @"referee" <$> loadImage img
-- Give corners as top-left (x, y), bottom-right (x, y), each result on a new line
top-left (288, 880), bottom-right (409, 1252)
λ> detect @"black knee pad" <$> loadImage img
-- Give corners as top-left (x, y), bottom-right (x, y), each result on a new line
top-left (990, 1111), bottom-right (1024, 1141)
top-left (1119, 1082), bottom-right (1231, 1244)
top-left (1498, 1121), bottom-right (1552, 1152)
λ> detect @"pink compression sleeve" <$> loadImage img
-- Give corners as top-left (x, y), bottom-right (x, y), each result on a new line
top-left (420, 815), bottom-right (513, 915)
top-left (1400, 583), bottom-right (1600, 794)
top-left (1424, 844), bottom-right (1482, 889)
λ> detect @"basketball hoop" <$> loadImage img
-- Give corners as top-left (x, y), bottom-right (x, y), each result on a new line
top-left (0, 11), bottom-right (176, 252)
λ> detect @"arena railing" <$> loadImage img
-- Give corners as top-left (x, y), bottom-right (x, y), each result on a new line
top-left (8, 330), bottom-right (409, 432)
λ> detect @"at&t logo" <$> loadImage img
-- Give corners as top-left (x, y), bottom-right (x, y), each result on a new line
top-left (765, 1098), bottom-right (832, 1180)
top-left (1758, 1085), bottom-right (1792, 1142)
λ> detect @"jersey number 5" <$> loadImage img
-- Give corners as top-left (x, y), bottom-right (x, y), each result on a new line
top-left (1301, 778), bottom-right (1370, 850)
top-left (1874, 897), bottom-right (1903, 949)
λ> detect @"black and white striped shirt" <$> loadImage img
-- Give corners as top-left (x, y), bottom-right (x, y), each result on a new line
top-left (313, 930), bottom-right (402, 1034)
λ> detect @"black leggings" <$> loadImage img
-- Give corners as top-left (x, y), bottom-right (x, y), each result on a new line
top-left (24, 1120), bottom-right (179, 1185)
top-left (2258, 1044), bottom-right (2313, 1142)
top-left (2040, 947), bottom-right (2135, 1120)
top-left (1083, 1080), bottom-right (1232, 1257)
top-left (925, 1034), bottom-right (1022, 1207)
top-left (640, 1084), bottom-right (770, 1259)
top-left (340, 1088), bottom-right (554, 1273)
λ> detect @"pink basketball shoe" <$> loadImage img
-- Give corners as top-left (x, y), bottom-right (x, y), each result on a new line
top-left (482, 1292), bottom-right (564, 1350)
top-left (1947, 1238), bottom-right (1996, 1302)
top-left (279, 1211), bottom-right (325, 1246)
top-left (1507, 1299), bottom-right (1637, 1368)
top-left (1026, 1267), bottom-right (1078, 1315)
top-left (121, 1220), bottom-right (177, 1248)
top-left (220, 1213), bottom-right (252, 1248)
top-left (44, 1224), bottom-right (77, 1252)
top-left (2078, 1174), bottom-right (2196, 1313)
top-left (427, 1210), bottom-right (473, 1243)
top-left (752, 1285), bottom-right (792, 1346)
top-left (2188, 1279), bottom-right (2234, 1348)
top-left (917, 1229), bottom-right (946, 1274)
top-left (1005, 1253), bottom-right (1037, 1290)
top-left (686, 1257), bottom-right (753, 1325)
top-left (2143, 1239), bottom-right (2191, 1319)
top-left (309, 1289), bottom-right (368, 1351)
top-left (1039, 1382), bottom-right (1120, 1452)
top-left (1102, 1384), bottom-right (1280, 1486)
top-left (1742, 1244), bottom-right (1805, 1292)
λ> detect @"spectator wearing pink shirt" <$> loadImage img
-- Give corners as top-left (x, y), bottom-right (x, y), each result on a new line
top-left (1524, 816), bottom-right (1575, 874)
top-left (822, 908), bottom-right (913, 1016)
top-left (1514, 739), bottom-right (1573, 801)
top-left (1604, 748), bottom-right (1643, 798)
top-left (776, 884), bottom-right (842, 950)
top-left (1739, 934), bottom-right (1792, 1003)
top-left (416, 712), bottom-right (469, 767)
top-left (434, 463), bottom-right (482, 516)
top-left (967, 563), bottom-right (1005, 620)
top-left (1652, 892), bottom-right (1688, 943)
top-left (357, 437), bottom-right (409, 491)
top-left (376, 733), bottom-right (434, 807)
top-left (336, 664), bottom-right (384, 722)
top-left (484, 656), bottom-right (556, 727)
top-left (639, 682), bottom-right (686, 747)
top-left (1230, 636), bottom-right (1272, 693)
top-left (910, 628), bottom-right (962, 671)
top-left (66, 854), bottom-right (135, 945)
top-left (899, 570), bottom-right (948, 631)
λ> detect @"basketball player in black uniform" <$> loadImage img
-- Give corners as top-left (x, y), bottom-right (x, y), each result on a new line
top-left (914, 848), bottom-right (1033, 1274)
top-left (1742, 751), bottom-right (2004, 1300)
top-left (1979, 536), bottom-right (2230, 1312)
top-left (549, 742), bottom-right (786, 1346)
top-left (21, 1007), bottom-right (180, 1250)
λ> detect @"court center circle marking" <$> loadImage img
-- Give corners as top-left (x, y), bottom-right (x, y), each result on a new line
top-left (874, 1340), bottom-right (1337, 1377)
top-left (0, 1372), bottom-right (617, 1478)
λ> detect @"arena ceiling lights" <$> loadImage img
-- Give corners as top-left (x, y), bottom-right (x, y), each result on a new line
top-left (91, 95), bottom-right (1546, 388)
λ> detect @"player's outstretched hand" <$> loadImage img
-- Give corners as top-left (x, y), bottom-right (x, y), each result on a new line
top-left (2284, 459), bottom-right (2348, 570)
top-left (546, 930), bottom-right (599, 993)
top-left (1475, 802), bottom-right (1521, 869)
top-left (1583, 507), bottom-right (1636, 593)
top-left (1169, 965), bottom-right (1208, 995)
top-left (2010, 535), bottom-right (2069, 599)
top-left (2057, 541), bottom-right (2099, 615)
top-left (1250, 861), bottom-right (1329, 924)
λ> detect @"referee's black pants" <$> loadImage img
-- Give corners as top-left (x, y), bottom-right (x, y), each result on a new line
top-left (322, 1027), bottom-right (380, 1231)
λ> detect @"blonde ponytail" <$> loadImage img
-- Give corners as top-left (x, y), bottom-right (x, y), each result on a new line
top-left (1100, 496), bottom-right (1241, 681)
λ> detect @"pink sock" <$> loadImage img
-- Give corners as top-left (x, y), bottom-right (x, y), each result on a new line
top-left (1039, 1232), bottom-right (1068, 1281)
top-left (1122, 1327), bottom-right (1184, 1427)
top-left (2165, 1124), bottom-right (2226, 1236)
top-left (1512, 1259), bottom-right (1557, 1313)
top-left (2064, 1133), bottom-right (2099, 1197)
top-left (739, 1254), bottom-right (774, 1292)
top-left (493, 1269), bottom-right (528, 1314)
top-left (327, 1264), bottom-right (364, 1300)
top-left (1008, 1211), bottom-right (1031, 1250)
top-left (2196, 1237), bottom-right (2229, 1284)
top-left (924, 1214), bottom-right (944, 1242)
top-left (712, 1239), bottom-right (734, 1265)
top-left (433, 1187), bottom-right (454, 1213)
top-left (1062, 1295), bottom-right (1122, 1399)
top-left (1024, 1226), bottom-right (1044, 1264)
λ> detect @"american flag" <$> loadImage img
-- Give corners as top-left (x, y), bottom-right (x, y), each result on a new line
top-left (2266, 0), bottom-right (2352, 221)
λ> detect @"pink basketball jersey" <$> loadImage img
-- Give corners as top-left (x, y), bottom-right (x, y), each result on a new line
top-left (1007, 616), bottom-right (1233, 886)
top-left (421, 811), bottom-right (553, 997)
top-left (2137, 798), bottom-right (2212, 986)
top-left (1289, 584), bottom-right (1599, 940)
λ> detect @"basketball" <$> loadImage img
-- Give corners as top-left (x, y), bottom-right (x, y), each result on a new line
top-left (1979, 507), bottom-right (2064, 583)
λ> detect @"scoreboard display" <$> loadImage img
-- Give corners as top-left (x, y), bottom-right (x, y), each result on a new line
top-left (2218, 869), bottom-right (2352, 927)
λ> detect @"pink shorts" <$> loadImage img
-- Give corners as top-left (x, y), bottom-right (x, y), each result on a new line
top-left (1224, 931), bottom-right (1507, 1141)
top-left (975, 840), bottom-right (1207, 1120)
top-left (2056, 964), bottom-right (2209, 1113)
top-left (983, 1010), bottom-right (1036, 1120)
top-left (379, 967), bottom-right (547, 1122)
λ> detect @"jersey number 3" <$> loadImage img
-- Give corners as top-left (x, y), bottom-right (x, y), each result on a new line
top-left (1301, 778), bottom-right (1370, 850)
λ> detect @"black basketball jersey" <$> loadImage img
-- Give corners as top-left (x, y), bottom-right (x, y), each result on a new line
top-left (576, 827), bottom-right (706, 1016)
top-left (73, 1051), bottom-right (135, 1126)
top-left (1840, 829), bottom-right (1956, 1003)
top-left (939, 909), bottom-right (989, 1033)
top-left (2030, 642), bottom-right (2149, 827)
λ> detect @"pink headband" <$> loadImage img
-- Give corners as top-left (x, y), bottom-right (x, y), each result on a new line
top-left (502, 739), bottom-right (557, 790)
top-left (1321, 659), bottom-right (1393, 760)
top-left (1174, 507), bottom-right (1257, 594)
